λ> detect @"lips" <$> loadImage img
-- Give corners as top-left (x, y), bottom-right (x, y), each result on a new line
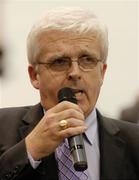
top-left (71, 89), bottom-right (84, 98)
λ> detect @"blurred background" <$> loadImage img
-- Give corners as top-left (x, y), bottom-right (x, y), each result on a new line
top-left (0, 0), bottom-right (138, 119)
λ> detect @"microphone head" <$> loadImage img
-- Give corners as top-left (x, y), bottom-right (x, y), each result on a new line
top-left (58, 87), bottom-right (77, 104)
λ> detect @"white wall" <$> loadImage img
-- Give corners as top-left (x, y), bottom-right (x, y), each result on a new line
top-left (0, 0), bottom-right (138, 119)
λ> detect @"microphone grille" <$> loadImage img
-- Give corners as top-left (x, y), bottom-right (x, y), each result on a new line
top-left (58, 87), bottom-right (77, 104)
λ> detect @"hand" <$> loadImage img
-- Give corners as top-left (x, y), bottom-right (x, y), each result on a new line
top-left (25, 101), bottom-right (87, 160)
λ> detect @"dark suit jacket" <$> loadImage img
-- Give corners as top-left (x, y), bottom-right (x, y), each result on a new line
top-left (0, 103), bottom-right (139, 180)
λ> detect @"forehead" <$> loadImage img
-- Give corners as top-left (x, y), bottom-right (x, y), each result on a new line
top-left (37, 30), bottom-right (101, 59)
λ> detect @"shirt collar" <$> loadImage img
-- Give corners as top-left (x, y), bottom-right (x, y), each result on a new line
top-left (84, 108), bottom-right (98, 145)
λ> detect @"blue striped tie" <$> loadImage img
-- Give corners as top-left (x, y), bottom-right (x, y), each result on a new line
top-left (56, 139), bottom-right (88, 180)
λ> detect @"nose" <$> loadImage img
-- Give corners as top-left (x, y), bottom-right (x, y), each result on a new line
top-left (67, 61), bottom-right (81, 81)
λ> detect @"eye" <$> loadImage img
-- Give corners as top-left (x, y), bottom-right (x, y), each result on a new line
top-left (80, 55), bottom-right (95, 64)
top-left (51, 58), bottom-right (69, 66)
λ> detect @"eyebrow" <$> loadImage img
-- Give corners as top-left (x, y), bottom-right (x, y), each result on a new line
top-left (78, 50), bottom-right (99, 59)
top-left (46, 50), bottom-right (99, 62)
top-left (47, 54), bottom-right (70, 62)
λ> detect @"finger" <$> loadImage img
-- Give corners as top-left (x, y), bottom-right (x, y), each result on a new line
top-left (52, 108), bottom-right (85, 122)
top-left (59, 126), bottom-right (88, 139)
top-left (57, 118), bottom-right (85, 132)
top-left (46, 101), bottom-right (83, 114)
top-left (44, 107), bottom-right (84, 128)
top-left (64, 118), bottom-right (85, 128)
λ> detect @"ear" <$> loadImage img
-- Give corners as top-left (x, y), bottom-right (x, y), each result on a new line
top-left (101, 63), bottom-right (107, 80)
top-left (28, 64), bottom-right (40, 89)
top-left (99, 63), bottom-right (107, 85)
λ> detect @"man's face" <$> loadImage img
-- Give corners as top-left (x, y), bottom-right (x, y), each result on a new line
top-left (29, 30), bottom-right (107, 117)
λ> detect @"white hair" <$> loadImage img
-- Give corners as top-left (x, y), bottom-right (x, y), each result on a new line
top-left (27, 7), bottom-right (108, 64)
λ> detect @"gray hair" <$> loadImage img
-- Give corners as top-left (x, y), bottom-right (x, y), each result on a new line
top-left (27, 7), bottom-right (108, 65)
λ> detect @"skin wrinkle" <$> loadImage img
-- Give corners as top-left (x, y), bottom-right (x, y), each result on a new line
top-left (35, 30), bottom-right (102, 63)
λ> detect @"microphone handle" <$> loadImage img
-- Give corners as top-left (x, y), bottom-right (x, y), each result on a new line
top-left (58, 87), bottom-right (88, 171)
top-left (68, 134), bottom-right (88, 171)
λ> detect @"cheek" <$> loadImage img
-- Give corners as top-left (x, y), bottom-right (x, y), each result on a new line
top-left (88, 80), bottom-right (102, 100)
top-left (89, 70), bottom-right (103, 90)
top-left (95, 65), bottom-right (106, 87)
top-left (40, 72), bottom-right (66, 98)
top-left (86, 71), bottom-right (104, 102)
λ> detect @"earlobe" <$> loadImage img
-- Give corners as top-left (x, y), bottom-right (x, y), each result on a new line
top-left (28, 65), bottom-right (40, 89)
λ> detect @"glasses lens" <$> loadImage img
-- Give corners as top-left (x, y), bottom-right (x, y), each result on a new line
top-left (79, 56), bottom-right (99, 70)
top-left (48, 58), bottom-right (70, 72)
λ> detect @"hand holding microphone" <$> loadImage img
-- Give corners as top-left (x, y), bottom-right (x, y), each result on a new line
top-left (58, 87), bottom-right (88, 171)
top-left (26, 87), bottom-right (88, 169)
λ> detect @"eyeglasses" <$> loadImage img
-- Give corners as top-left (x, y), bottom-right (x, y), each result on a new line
top-left (37, 55), bottom-right (101, 72)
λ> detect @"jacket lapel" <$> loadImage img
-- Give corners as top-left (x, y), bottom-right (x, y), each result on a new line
top-left (19, 103), bottom-right (58, 180)
top-left (97, 112), bottom-right (127, 180)
top-left (19, 103), bottom-right (44, 138)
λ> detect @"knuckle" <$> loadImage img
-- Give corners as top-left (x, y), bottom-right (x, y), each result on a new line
top-left (45, 114), bottom-right (56, 125)
top-left (68, 109), bottom-right (76, 117)
top-left (65, 129), bottom-right (73, 137)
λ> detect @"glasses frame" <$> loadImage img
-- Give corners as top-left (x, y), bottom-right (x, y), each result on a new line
top-left (36, 56), bottom-right (102, 72)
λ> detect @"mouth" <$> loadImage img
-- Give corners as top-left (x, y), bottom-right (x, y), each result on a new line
top-left (71, 89), bottom-right (84, 98)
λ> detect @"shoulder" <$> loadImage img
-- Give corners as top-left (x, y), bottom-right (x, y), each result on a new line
top-left (0, 103), bottom-right (42, 116)
top-left (97, 110), bottom-right (139, 144)
top-left (0, 105), bottom-right (32, 119)
top-left (0, 106), bottom-right (31, 129)
top-left (104, 116), bottom-right (139, 138)
top-left (97, 110), bottom-right (139, 133)
top-left (0, 103), bottom-right (42, 127)
top-left (101, 115), bottom-right (139, 156)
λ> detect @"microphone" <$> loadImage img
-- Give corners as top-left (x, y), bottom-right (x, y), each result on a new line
top-left (58, 87), bottom-right (88, 171)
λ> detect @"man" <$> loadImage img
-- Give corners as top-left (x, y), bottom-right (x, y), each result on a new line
top-left (0, 7), bottom-right (139, 180)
